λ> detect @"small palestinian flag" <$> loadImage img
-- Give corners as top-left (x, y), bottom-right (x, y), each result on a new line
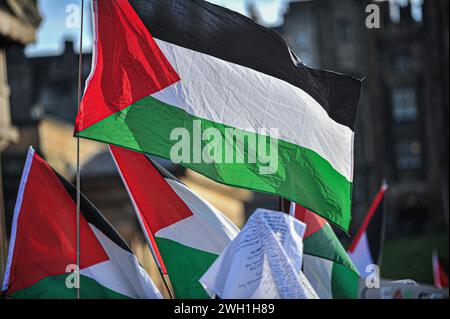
top-left (1, 147), bottom-right (162, 299)
top-left (432, 250), bottom-right (449, 289)
top-left (348, 182), bottom-right (388, 277)
top-left (290, 203), bottom-right (360, 299)
top-left (75, 0), bottom-right (361, 231)
top-left (110, 146), bottom-right (239, 299)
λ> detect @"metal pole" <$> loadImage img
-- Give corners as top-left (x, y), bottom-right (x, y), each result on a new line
top-left (76, 0), bottom-right (85, 300)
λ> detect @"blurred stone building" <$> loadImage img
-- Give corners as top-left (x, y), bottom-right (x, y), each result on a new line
top-left (0, 0), bottom-right (40, 284)
top-left (275, 0), bottom-right (449, 239)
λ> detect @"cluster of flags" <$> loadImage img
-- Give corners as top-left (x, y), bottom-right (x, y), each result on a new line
top-left (2, 148), bottom-right (161, 299)
top-left (110, 146), bottom-right (239, 299)
top-left (2, 0), bottom-right (445, 299)
top-left (0, 0), bottom-right (357, 300)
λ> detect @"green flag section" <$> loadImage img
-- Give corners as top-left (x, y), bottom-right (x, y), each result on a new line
top-left (75, 0), bottom-right (361, 231)
top-left (110, 146), bottom-right (239, 299)
top-left (2, 147), bottom-right (162, 299)
top-left (290, 203), bottom-right (360, 299)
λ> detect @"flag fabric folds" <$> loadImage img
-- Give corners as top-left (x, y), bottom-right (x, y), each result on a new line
top-left (348, 182), bottom-right (388, 277)
top-left (432, 250), bottom-right (449, 289)
top-left (1, 147), bottom-right (162, 299)
top-left (200, 209), bottom-right (319, 299)
top-left (290, 203), bottom-right (360, 299)
top-left (110, 145), bottom-right (239, 299)
top-left (75, 0), bottom-right (361, 231)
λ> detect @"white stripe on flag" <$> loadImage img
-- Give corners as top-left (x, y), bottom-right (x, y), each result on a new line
top-left (85, 224), bottom-right (162, 299)
top-left (303, 254), bottom-right (334, 299)
top-left (348, 232), bottom-right (374, 278)
top-left (155, 179), bottom-right (239, 255)
top-left (152, 39), bottom-right (354, 182)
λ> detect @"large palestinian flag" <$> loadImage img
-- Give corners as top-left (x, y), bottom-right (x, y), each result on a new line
top-left (75, 0), bottom-right (361, 231)
top-left (110, 145), bottom-right (239, 299)
top-left (1, 147), bottom-right (162, 299)
top-left (290, 203), bottom-right (360, 299)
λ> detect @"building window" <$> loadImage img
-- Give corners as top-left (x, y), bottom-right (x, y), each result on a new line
top-left (392, 51), bottom-right (412, 73)
top-left (391, 87), bottom-right (418, 122)
top-left (395, 141), bottom-right (423, 171)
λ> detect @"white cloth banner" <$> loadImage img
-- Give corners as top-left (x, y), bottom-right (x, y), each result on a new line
top-left (200, 209), bottom-right (319, 299)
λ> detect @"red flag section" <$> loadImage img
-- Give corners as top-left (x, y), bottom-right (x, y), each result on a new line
top-left (109, 145), bottom-right (192, 233)
top-left (433, 250), bottom-right (449, 289)
top-left (109, 145), bottom-right (193, 275)
top-left (109, 145), bottom-right (240, 299)
top-left (290, 203), bottom-right (327, 239)
top-left (3, 148), bottom-right (107, 295)
top-left (75, 0), bottom-right (180, 133)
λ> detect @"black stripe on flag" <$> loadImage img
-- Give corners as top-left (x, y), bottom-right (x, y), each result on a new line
top-left (129, 0), bottom-right (361, 130)
top-left (56, 172), bottom-right (132, 254)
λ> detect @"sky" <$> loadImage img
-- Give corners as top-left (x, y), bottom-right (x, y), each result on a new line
top-left (25, 0), bottom-right (423, 57)
top-left (25, 0), bottom-right (291, 57)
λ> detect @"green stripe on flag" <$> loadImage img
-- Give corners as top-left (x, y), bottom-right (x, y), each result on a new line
top-left (304, 223), bottom-right (358, 274)
top-left (155, 237), bottom-right (218, 299)
top-left (331, 262), bottom-right (360, 299)
top-left (77, 95), bottom-right (352, 230)
top-left (10, 274), bottom-right (130, 299)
